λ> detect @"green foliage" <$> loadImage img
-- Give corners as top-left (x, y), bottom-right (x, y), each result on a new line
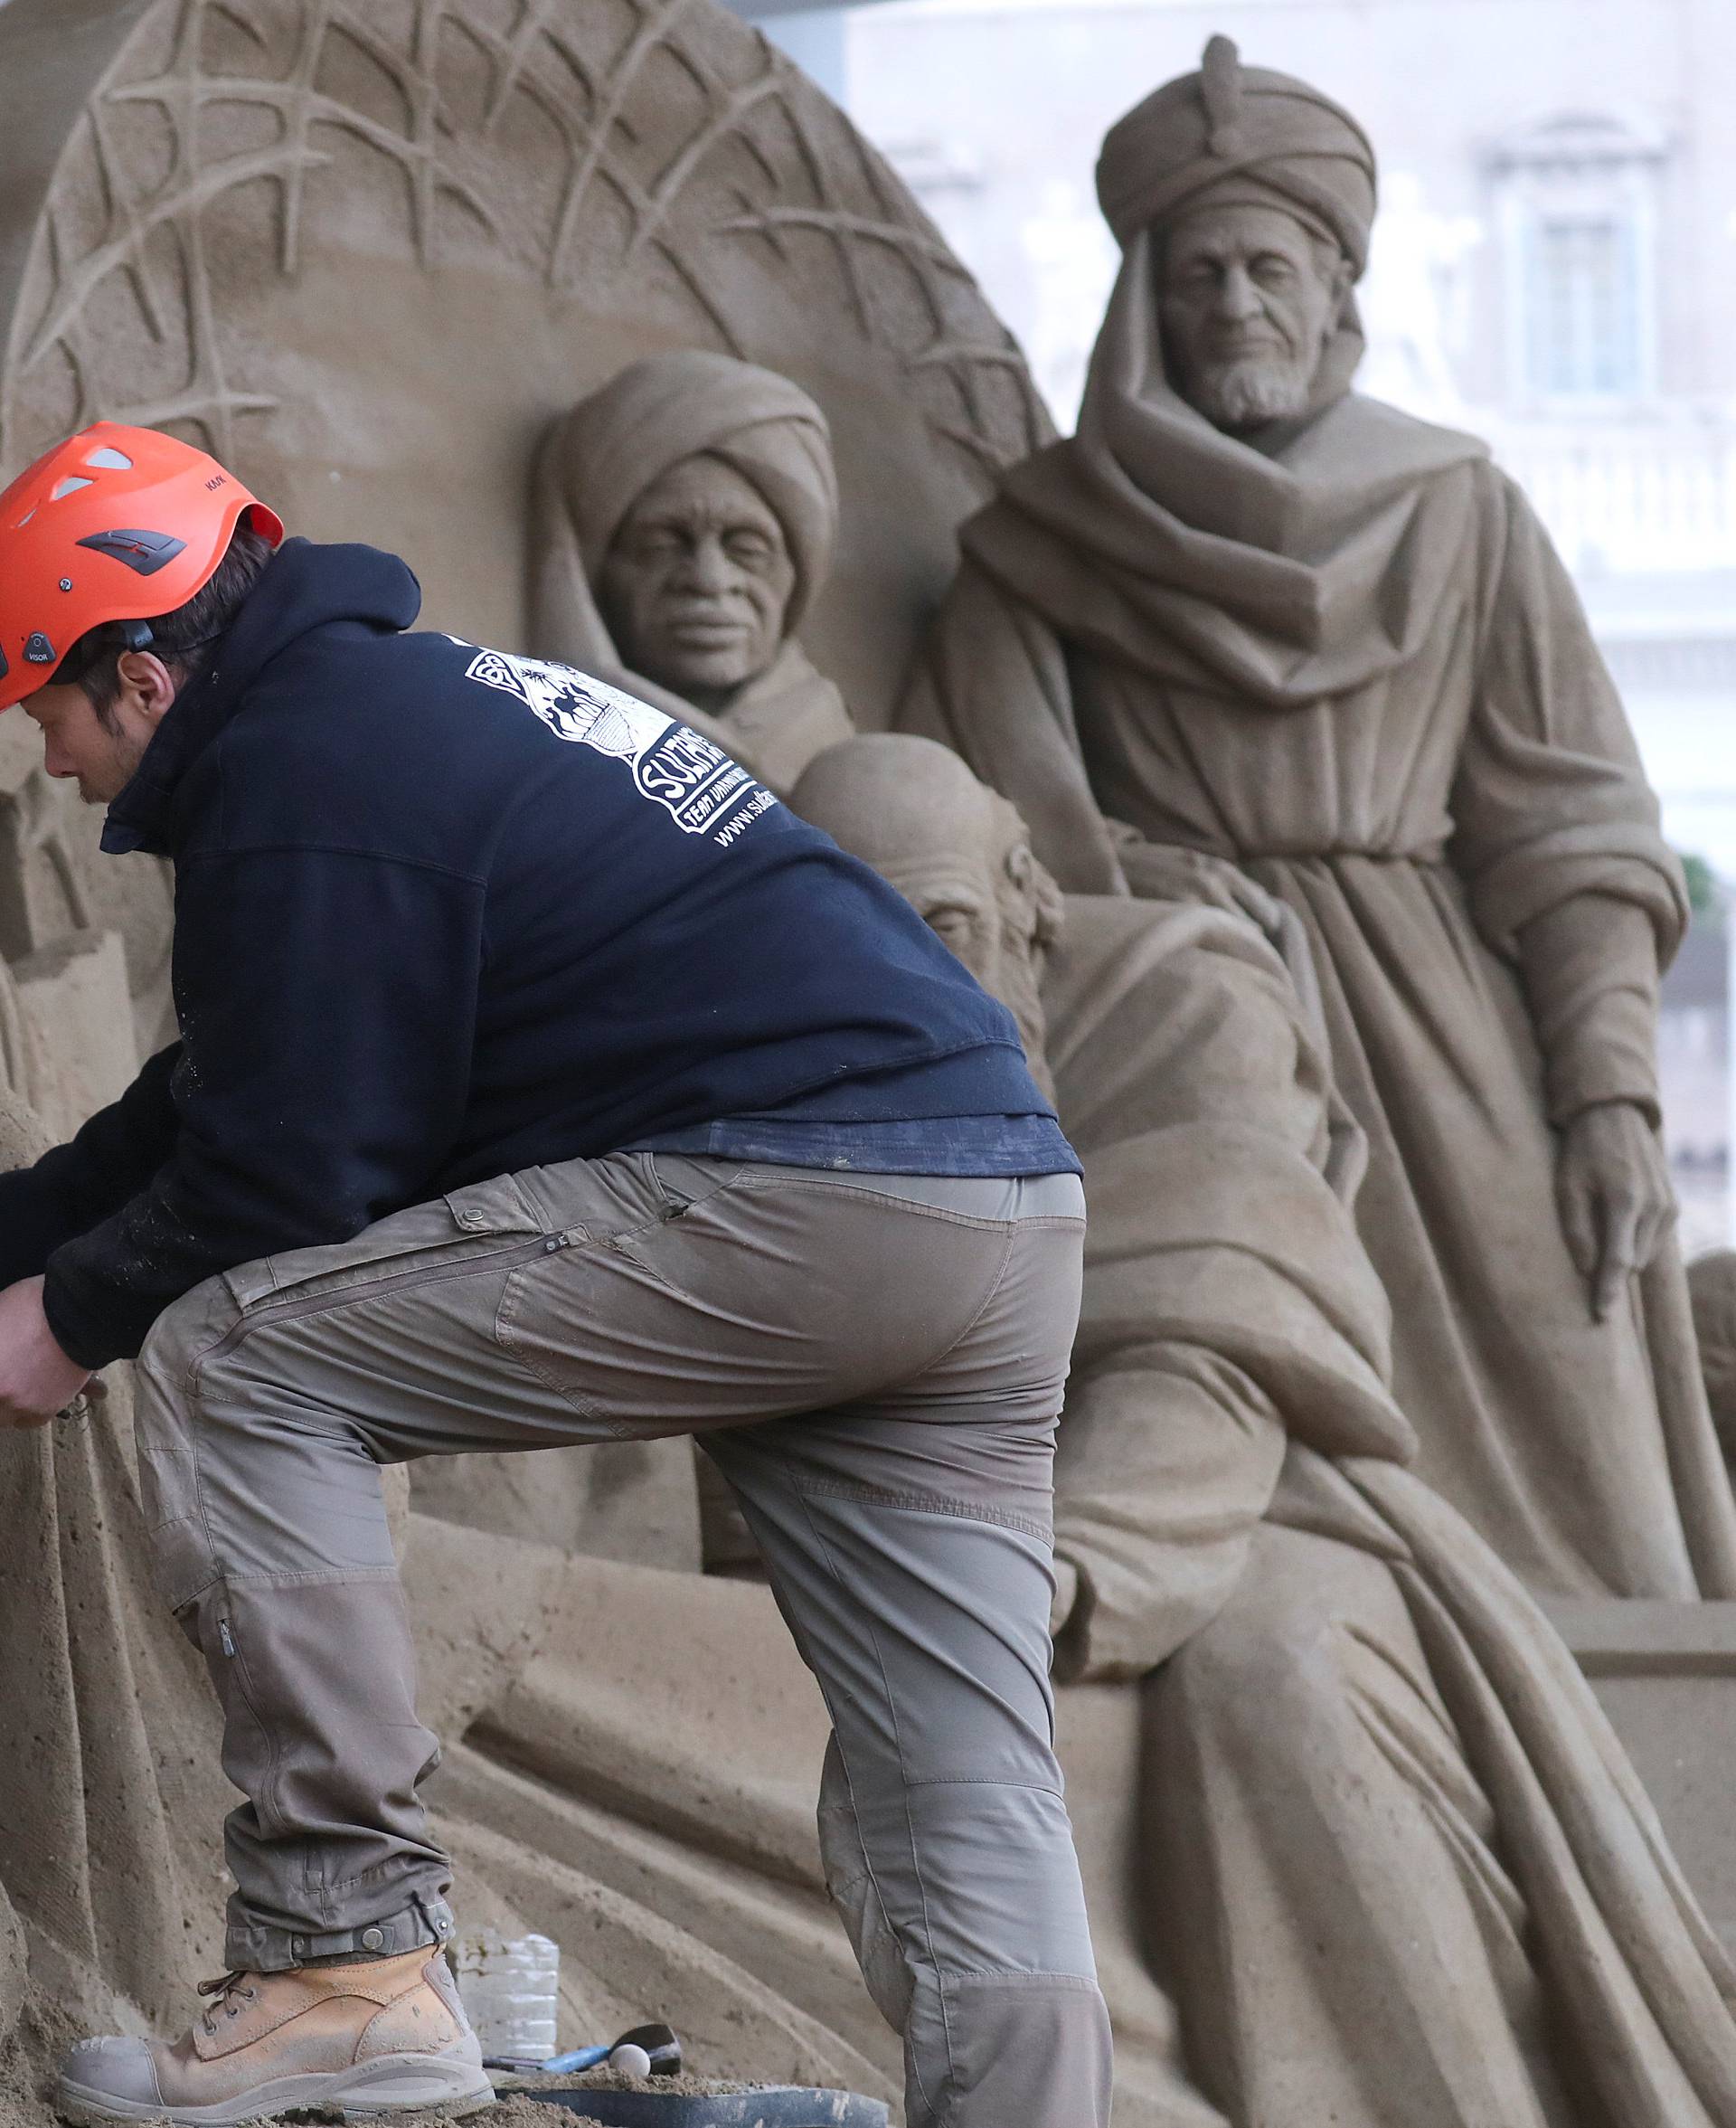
top-left (1678, 850), bottom-right (1723, 923)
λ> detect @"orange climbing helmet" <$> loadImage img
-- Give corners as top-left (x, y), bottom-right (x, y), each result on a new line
top-left (0, 421), bottom-right (285, 712)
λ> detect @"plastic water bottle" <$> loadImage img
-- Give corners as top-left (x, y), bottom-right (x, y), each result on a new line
top-left (453, 1930), bottom-right (561, 2060)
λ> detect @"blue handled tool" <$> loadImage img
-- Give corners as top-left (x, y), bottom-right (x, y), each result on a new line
top-left (536, 2043), bottom-right (611, 2076)
top-left (485, 2021), bottom-right (682, 2079)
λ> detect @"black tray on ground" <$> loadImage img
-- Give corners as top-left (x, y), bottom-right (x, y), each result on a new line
top-left (517, 2086), bottom-right (889, 2126)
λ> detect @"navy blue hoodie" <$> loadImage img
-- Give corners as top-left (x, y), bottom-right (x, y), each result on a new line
top-left (2, 541), bottom-right (1067, 1368)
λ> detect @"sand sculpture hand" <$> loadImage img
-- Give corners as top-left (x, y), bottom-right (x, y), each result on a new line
top-left (1555, 1100), bottom-right (1677, 1324)
top-left (1050, 1553), bottom-right (1080, 1639)
top-left (0, 1275), bottom-right (91, 1429)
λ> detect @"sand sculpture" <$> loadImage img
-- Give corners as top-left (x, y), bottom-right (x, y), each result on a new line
top-left (1689, 1252), bottom-right (1736, 1472)
top-left (793, 735), bottom-right (1736, 2125)
top-left (528, 351), bottom-right (855, 793)
top-left (0, 0), bottom-right (1041, 716)
top-left (901, 36), bottom-right (1736, 1604)
top-left (0, 727), bottom-right (171, 1137)
top-left (5, 5), bottom-right (1736, 2126)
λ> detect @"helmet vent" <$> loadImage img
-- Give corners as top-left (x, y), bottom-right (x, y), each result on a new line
top-left (50, 476), bottom-right (94, 501)
top-left (84, 446), bottom-right (135, 471)
top-left (76, 527), bottom-right (188, 576)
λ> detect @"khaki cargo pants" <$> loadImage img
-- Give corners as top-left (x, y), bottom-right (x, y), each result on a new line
top-left (133, 1151), bottom-right (1112, 2128)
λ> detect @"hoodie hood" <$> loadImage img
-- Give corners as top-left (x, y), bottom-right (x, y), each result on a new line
top-left (103, 539), bottom-right (421, 856)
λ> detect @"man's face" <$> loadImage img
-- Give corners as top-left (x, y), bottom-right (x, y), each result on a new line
top-left (16, 658), bottom-right (169, 805)
top-left (599, 455), bottom-right (798, 710)
top-left (1156, 201), bottom-right (1350, 430)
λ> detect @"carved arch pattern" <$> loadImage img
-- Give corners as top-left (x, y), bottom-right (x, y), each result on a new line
top-left (0, 0), bottom-right (1050, 484)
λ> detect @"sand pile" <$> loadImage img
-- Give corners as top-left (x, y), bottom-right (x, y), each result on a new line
top-left (499, 2067), bottom-right (755, 2097)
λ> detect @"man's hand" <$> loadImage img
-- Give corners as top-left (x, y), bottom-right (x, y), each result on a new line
top-left (0, 1276), bottom-right (92, 1430)
top-left (1556, 1101), bottom-right (1676, 1323)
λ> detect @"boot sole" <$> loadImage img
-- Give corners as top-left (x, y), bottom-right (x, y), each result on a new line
top-left (57, 2047), bottom-right (496, 2125)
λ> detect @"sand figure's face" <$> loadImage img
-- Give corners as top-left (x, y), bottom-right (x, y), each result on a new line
top-left (791, 737), bottom-right (1062, 1096)
top-left (895, 837), bottom-right (1045, 1009)
top-left (1156, 200), bottom-right (1350, 430)
top-left (599, 455), bottom-right (798, 711)
top-left (855, 792), bottom-right (1061, 1102)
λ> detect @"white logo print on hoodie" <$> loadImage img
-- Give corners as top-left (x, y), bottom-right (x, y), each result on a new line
top-left (458, 643), bottom-right (775, 843)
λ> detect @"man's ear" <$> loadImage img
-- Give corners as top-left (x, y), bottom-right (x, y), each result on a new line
top-left (112, 649), bottom-right (181, 727)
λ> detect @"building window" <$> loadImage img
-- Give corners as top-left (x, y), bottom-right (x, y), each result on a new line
top-left (1529, 212), bottom-right (1638, 398)
top-left (1491, 114), bottom-right (1665, 411)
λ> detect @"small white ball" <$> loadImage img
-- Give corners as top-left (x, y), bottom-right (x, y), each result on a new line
top-left (609, 2043), bottom-right (653, 2080)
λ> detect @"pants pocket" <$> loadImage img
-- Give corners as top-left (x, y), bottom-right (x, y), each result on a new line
top-left (222, 1179), bottom-right (547, 1315)
top-left (441, 1171), bottom-right (546, 1236)
top-left (642, 1152), bottom-right (745, 1217)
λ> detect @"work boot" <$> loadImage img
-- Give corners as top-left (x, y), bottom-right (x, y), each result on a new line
top-left (56, 1946), bottom-right (494, 2124)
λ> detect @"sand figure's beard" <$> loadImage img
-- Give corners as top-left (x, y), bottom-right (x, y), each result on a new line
top-left (1187, 348), bottom-right (1314, 430)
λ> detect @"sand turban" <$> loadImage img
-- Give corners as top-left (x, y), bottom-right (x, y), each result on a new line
top-left (1096, 35), bottom-right (1377, 272)
top-left (533, 349), bottom-right (839, 643)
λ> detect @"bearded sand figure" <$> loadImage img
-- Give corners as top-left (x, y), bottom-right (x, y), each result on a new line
top-left (529, 350), bottom-right (854, 795)
top-left (795, 733), bottom-right (1736, 2128)
top-left (901, 37), bottom-right (1736, 1603)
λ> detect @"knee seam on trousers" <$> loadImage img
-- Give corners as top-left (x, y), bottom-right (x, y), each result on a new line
top-left (901, 1775), bottom-right (1065, 1797)
top-left (167, 1566), bottom-right (404, 1633)
top-left (796, 1476), bottom-right (1052, 1545)
top-left (199, 1566), bottom-right (404, 1591)
top-left (937, 1969), bottom-right (1102, 1989)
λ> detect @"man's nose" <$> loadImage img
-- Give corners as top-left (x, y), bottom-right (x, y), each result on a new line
top-left (1212, 264), bottom-right (1263, 322)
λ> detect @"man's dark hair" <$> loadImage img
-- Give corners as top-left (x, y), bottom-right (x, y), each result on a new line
top-left (63, 524), bottom-right (277, 730)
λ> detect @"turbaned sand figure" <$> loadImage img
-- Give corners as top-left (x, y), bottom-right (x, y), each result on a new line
top-left (795, 733), bottom-right (1736, 2128)
top-left (901, 38), bottom-right (1736, 1600)
top-left (529, 350), bottom-right (854, 794)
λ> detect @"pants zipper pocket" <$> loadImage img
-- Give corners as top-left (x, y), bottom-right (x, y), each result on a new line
top-left (210, 1231), bottom-right (572, 1359)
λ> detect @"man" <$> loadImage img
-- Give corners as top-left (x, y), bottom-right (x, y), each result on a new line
top-left (0, 421), bottom-right (1109, 2128)
top-left (902, 36), bottom-right (1736, 1604)
top-left (528, 350), bottom-right (854, 791)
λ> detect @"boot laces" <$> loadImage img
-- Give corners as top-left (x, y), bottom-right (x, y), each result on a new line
top-left (196, 1972), bottom-right (259, 2027)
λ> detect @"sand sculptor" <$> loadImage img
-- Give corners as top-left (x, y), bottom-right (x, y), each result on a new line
top-left (0, 421), bottom-right (1108, 2128)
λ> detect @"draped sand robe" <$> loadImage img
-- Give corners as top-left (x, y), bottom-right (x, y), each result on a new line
top-left (902, 231), bottom-right (1736, 1600)
top-left (1045, 894), bottom-right (1736, 2128)
top-left (528, 350), bottom-right (854, 794)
